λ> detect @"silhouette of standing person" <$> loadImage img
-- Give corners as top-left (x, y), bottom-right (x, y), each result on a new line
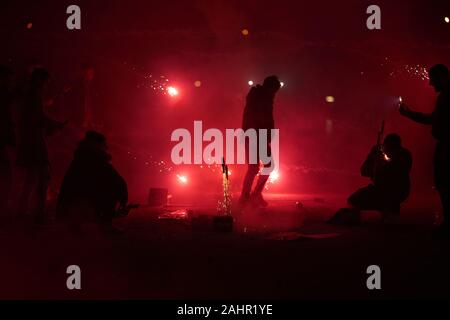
top-left (239, 75), bottom-right (281, 208)
top-left (0, 66), bottom-right (15, 222)
top-left (399, 64), bottom-right (450, 234)
top-left (16, 68), bottom-right (66, 224)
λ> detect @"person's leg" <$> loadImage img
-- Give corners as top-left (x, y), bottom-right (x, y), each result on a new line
top-left (17, 167), bottom-right (38, 217)
top-left (329, 185), bottom-right (378, 224)
top-left (433, 143), bottom-right (450, 230)
top-left (240, 163), bottom-right (259, 201)
top-left (0, 148), bottom-right (12, 222)
top-left (251, 142), bottom-right (272, 207)
top-left (34, 165), bottom-right (50, 223)
top-left (239, 138), bottom-right (260, 203)
top-left (348, 185), bottom-right (378, 210)
top-left (438, 188), bottom-right (450, 228)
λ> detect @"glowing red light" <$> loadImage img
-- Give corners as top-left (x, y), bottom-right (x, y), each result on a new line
top-left (167, 86), bottom-right (179, 97)
top-left (269, 171), bottom-right (279, 183)
top-left (177, 174), bottom-right (188, 184)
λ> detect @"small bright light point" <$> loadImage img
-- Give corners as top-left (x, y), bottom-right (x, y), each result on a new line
top-left (445, 17), bottom-right (450, 23)
top-left (269, 171), bottom-right (279, 183)
top-left (280, 82), bottom-right (285, 88)
top-left (177, 174), bottom-right (188, 184)
top-left (248, 80), bottom-right (254, 86)
top-left (325, 96), bottom-right (335, 103)
top-left (241, 29), bottom-right (249, 36)
top-left (399, 96), bottom-right (403, 103)
top-left (26, 22), bottom-right (33, 29)
top-left (194, 80), bottom-right (202, 88)
top-left (167, 86), bottom-right (179, 97)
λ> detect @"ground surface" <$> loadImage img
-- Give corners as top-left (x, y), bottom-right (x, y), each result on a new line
top-left (0, 193), bottom-right (449, 300)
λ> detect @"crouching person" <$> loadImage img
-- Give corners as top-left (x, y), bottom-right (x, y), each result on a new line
top-left (57, 131), bottom-right (130, 234)
top-left (330, 134), bottom-right (412, 224)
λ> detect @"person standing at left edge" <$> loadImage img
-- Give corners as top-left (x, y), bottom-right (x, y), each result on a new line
top-left (0, 66), bottom-right (15, 224)
top-left (399, 64), bottom-right (450, 235)
top-left (16, 68), bottom-right (66, 225)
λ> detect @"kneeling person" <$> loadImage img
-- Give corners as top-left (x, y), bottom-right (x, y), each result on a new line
top-left (331, 134), bottom-right (412, 224)
top-left (57, 131), bottom-right (130, 232)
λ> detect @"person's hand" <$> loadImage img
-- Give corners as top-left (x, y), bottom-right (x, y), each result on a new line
top-left (398, 103), bottom-right (412, 117)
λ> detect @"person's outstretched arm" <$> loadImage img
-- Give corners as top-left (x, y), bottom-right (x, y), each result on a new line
top-left (399, 103), bottom-right (433, 125)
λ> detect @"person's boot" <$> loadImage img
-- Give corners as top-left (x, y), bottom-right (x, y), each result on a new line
top-left (328, 208), bottom-right (360, 225)
top-left (236, 193), bottom-right (250, 212)
top-left (250, 193), bottom-right (269, 208)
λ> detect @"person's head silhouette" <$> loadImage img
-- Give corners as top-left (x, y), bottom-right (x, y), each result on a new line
top-left (30, 67), bottom-right (50, 92)
top-left (263, 75), bottom-right (281, 95)
top-left (383, 133), bottom-right (402, 158)
top-left (83, 130), bottom-right (108, 151)
top-left (429, 64), bottom-right (450, 93)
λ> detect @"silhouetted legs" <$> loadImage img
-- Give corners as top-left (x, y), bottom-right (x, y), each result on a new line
top-left (240, 140), bottom-right (273, 207)
top-left (438, 188), bottom-right (450, 228)
top-left (241, 163), bottom-right (259, 200)
top-left (18, 165), bottom-right (49, 222)
top-left (329, 185), bottom-right (403, 225)
top-left (434, 143), bottom-right (450, 229)
top-left (0, 148), bottom-right (12, 221)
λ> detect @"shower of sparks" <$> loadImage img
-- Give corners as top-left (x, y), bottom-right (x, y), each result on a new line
top-left (404, 65), bottom-right (429, 81)
top-left (218, 160), bottom-right (232, 216)
top-left (109, 60), bottom-right (173, 95)
top-left (389, 64), bottom-right (430, 82)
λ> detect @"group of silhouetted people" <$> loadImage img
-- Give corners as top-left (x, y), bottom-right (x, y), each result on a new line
top-left (241, 66), bottom-right (450, 235)
top-left (0, 65), bottom-right (129, 233)
top-left (1, 62), bottom-right (450, 235)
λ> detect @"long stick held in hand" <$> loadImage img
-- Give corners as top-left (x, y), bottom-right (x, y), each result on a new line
top-left (373, 120), bottom-right (385, 180)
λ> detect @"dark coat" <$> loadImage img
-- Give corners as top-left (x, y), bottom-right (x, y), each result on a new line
top-left (242, 85), bottom-right (275, 132)
top-left (57, 142), bottom-right (128, 218)
top-left (361, 146), bottom-right (412, 202)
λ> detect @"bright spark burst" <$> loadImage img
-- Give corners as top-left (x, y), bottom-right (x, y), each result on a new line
top-left (269, 170), bottom-right (280, 184)
top-left (177, 174), bottom-right (188, 184)
top-left (248, 80), bottom-right (254, 86)
top-left (167, 86), bottom-right (179, 97)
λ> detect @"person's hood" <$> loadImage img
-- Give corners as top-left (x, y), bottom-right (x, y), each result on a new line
top-left (74, 141), bottom-right (112, 163)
